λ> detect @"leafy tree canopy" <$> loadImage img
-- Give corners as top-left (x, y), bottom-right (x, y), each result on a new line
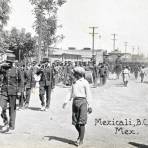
top-left (29, 0), bottom-right (66, 57)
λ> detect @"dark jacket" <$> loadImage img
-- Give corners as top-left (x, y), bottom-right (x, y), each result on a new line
top-left (0, 67), bottom-right (20, 96)
top-left (36, 67), bottom-right (51, 87)
top-left (18, 68), bottom-right (25, 92)
top-left (24, 69), bottom-right (35, 88)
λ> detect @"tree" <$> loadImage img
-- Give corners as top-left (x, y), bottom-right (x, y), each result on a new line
top-left (29, 0), bottom-right (66, 61)
top-left (0, 0), bottom-right (10, 51)
top-left (8, 27), bottom-right (36, 61)
top-left (0, 30), bottom-right (9, 50)
top-left (0, 0), bottom-right (11, 29)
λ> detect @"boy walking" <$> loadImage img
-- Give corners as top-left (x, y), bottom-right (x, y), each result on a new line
top-left (63, 67), bottom-right (92, 146)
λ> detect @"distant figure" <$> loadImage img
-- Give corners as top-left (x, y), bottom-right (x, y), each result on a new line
top-left (99, 64), bottom-right (108, 85)
top-left (114, 64), bottom-right (122, 79)
top-left (122, 66), bottom-right (130, 87)
top-left (133, 65), bottom-right (140, 80)
top-left (84, 64), bottom-right (93, 84)
top-left (140, 66), bottom-right (146, 83)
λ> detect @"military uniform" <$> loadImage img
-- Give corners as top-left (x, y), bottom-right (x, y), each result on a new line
top-left (51, 64), bottom-right (57, 89)
top-left (0, 64), bottom-right (20, 130)
top-left (18, 67), bottom-right (25, 108)
top-left (92, 64), bottom-right (98, 86)
top-left (99, 65), bottom-right (108, 85)
top-left (24, 67), bottom-right (35, 108)
top-left (133, 65), bottom-right (140, 79)
top-left (36, 65), bottom-right (52, 110)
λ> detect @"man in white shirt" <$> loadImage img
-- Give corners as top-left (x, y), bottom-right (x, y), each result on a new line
top-left (122, 66), bottom-right (130, 87)
top-left (63, 66), bottom-right (92, 146)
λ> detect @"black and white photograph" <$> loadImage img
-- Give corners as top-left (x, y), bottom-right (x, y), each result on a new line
top-left (0, 0), bottom-right (148, 147)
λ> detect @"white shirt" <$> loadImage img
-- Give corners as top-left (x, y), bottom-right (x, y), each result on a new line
top-left (65, 77), bottom-right (92, 106)
top-left (140, 68), bottom-right (145, 74)
top-left (123, 68), bottom-right (130, 74)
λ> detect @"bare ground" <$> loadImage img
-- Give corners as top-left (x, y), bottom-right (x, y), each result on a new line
top-left (0, 75), bottom-right (148, 148)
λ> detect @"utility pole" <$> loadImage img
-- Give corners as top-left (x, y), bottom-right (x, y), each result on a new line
top-left (132, 46), bottom-right (135, 55)
top-left (124, 42), bottom-right (128, 59)
top-left (137, 46), bottom-right (140, 55)
top-left (111, 34), bottom-right (117, 51)
top-left (132, 46), bottom-right (135, 62)
top-left (89, 27), bottom-right (98, 56)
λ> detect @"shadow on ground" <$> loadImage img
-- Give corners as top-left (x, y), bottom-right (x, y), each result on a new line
top-left (129, 142), bottom-right (148, 148)
top-left (28, 107), bottom-right (41, 111)
top-left (44, 136), bottom-right (76, 146)
top-left (114, 83), bottom-right (125, 87)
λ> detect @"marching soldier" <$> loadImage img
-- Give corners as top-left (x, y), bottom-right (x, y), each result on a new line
top-left (133, 64), bottom-right (140, 80)
top-left (51, 63), bottom-right (57, 89)
top-left (36, 62), bottom-right (53, 111)
top-left (24, 64), bottom-right (35, 108)
top-left (17, 64), bottom-right (25, 110)
top-left (99, 64), bottom-right (108, 86)
top-left (0, 60), bottom-right (20, 132)
top-left (92, 63), bottom-right (98, 86)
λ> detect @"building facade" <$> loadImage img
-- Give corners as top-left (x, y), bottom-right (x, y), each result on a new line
top-left (43, 48), bottom-right (105, 64)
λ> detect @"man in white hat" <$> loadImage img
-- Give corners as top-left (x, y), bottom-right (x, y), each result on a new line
top-left (63, 66), bottom-right (92, 146)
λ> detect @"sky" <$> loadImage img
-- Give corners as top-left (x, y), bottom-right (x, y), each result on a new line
top-left (5, 0), bottom-right (148, 55)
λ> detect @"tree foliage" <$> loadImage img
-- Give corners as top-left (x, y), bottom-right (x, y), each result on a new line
top-left (8, 28), bottom-right (36, 61)
top-left (0, 0), bottom-right (11, 51)
top-left (29, 0), bottom-right (66, 56)
top-left (0, 28), bottom-right (36, 61)
top-left (0, 0), bottom-right (11, 29)
top-left (0, 1), bottom-right (36, 62)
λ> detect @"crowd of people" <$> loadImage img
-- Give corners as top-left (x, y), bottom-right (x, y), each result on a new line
top-left (0, 59), bottom-right (147, 146)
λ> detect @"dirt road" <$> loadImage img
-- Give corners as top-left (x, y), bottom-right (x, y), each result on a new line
top-left (0, 75), bottom-right (148, 148)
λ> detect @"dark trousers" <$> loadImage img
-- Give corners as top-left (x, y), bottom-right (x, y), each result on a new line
top-left (39, 85), bottom-right (51, 108)
top-left (92, 71), bottom-right (97, 85)
top-left (25, 88), bottom-right (31, 105)
top-left (140, 73), bottom-right (144, 82)
top-left (134, 72), bottom-right (138, 79)
top-left (19, 92), bottom-right (25, 108)
top-left (1, 96), bottom-right (16, 128)
top-left (100, 76), bottom-right (106, 85)
top-left (1, 102), bottom-right (8, 125)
